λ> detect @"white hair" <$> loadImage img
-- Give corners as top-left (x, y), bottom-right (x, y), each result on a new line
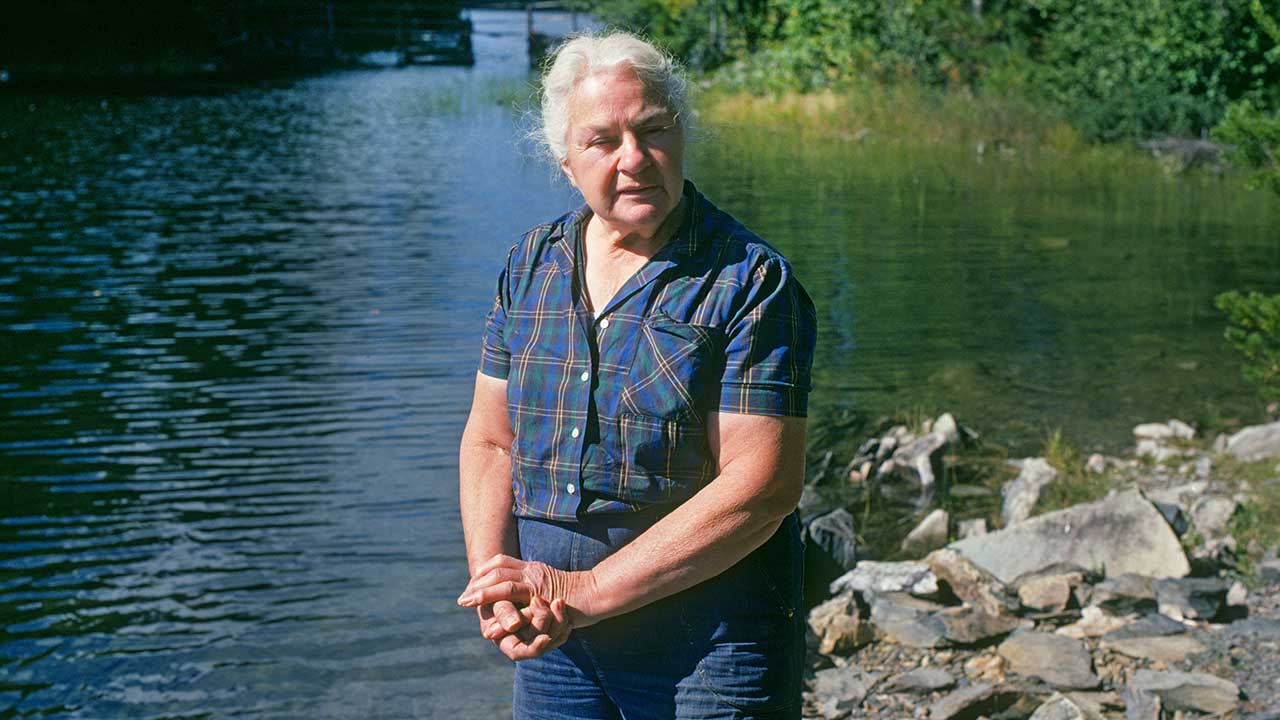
top-left (537, 32), bottom-right (690, 162)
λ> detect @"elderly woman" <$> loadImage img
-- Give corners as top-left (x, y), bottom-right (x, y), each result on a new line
top-left (457, 31), bottom-right (816, 719)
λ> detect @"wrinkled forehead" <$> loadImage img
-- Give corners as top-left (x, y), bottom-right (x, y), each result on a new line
top-left (567, 66), bottom-right (677, 131)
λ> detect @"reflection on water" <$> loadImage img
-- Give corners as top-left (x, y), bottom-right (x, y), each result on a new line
top-left (1, 9), bottom-right (1278, 718)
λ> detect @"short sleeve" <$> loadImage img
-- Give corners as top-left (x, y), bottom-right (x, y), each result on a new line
top-left (718, 257), bottom-right (817, 417)
top-left (477, 249), bottom-right (515, 380)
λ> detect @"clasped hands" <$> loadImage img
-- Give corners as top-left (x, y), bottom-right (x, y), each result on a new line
top-left (457, 554), bottom-right (593, 661)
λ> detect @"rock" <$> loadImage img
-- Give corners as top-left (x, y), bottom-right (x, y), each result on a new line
top-left (934, 413), bottom-right (960, 444)
top-left (867, 592), bottom-right (948, 648)
top-left (1103, 635), bottom-right (1207, 663)
top-left (829, 560), bottom-right (937, 597)
top-left (1167, 419), bottom-right (1195, 439)
top-left (1056, 606), bottom-right (1136, 639)
top-left (1121, 685), bottom-right (1162, 720)
top-left (926, 548), bottom-right (1020, 617)
top-left (1226, 580), bottom-right (1247, 607)
top-left (1013, 566), bottom-right (1089, 613)
top-left (928, 683), bottom-right (1022, 720)
top-left (808, 592), bottom-right (874, 655)
top-left (809, 667), bottom-right (881, 718)
top-left (1224, 419), bottom-right (1280, 462)
top-left (1193, 455), bottom-right (1211, 478)
top-left (957, 518), bottom-right (987, 539)
top-left (879, 432), bottom-right (948, 508)
top-left (1189, 496), bottom-right (1238, 537)
top-left (1128, 670), bottom-right (1240, 715)
top-left (1089, 573), bottom-right (1157, 614)
top-left (1134, 423), bottom-right (1175, 440)
top-left (1154, 576), bottom-right (1229, 621)
top-left (1085, 454), bottom-right (1107, 474)
top-left (1030, 692), bottom-right (1095, 720)
top-left (948, 489), bottom-right (1190, 584)
top-left (999, 631), bottom-right (1100, 689)
top-left (901, 508), bottom-right (949, 553)
top-left (882, 667), bottom-right (955, 694)
top-left (807, 508), bottom-right (860, 572)
top-left (1002, 457), bottom-right (1058, 526)
top-left (1150, 500), bottom-right (1190, 537)
top-left (1259, 558), bottom-right (1280, 583)
top-left (938, 605), bottom-right (1030, 646)
top-left (1103, 613), bottom-right (1186, 640)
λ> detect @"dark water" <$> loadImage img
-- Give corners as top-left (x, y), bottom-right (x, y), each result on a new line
top-left (1, 9), bottom-right (1278, 718)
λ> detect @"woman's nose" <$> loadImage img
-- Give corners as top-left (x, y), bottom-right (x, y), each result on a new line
top-left (617, 133), bottom-right (649, 173)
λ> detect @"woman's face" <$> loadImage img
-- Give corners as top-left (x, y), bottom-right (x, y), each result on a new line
top-left (559, 65), bottom-right (684, 239)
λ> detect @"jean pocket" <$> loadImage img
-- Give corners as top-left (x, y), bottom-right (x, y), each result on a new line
top-left (620, 317), bottom-right (721, 422)
top-left (617, 413), bottom-right (713, 505)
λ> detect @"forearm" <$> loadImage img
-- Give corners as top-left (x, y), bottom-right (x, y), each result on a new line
top-left (571, 467), bottom-right (797, 624)
top-left (459, 434), bottom-right (518, 574)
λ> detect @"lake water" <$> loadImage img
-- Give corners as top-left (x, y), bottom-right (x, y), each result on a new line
top-left (2, 9), bottom-right (1278, 718)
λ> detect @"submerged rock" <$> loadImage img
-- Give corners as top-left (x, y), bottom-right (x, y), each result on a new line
top-left (948, 489), bottom-right (1189, 584)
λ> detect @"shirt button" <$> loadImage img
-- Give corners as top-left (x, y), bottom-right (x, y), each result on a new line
top-left (567, 483), bottom-right (576, 495)
top-left (600, 318), bottom-right (610, 329)
top-left (570, 427), bottom-right (580, 439)
top-left (580, 370), bottom-right (590, 382)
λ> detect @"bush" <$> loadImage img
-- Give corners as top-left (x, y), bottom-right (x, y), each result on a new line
top-left (1216, 290), bottom-right (1280, 403)
top-left (1217, 101), bottom-right (1280, 194)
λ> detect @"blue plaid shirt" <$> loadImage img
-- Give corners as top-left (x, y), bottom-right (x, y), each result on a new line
top-left (479, 181), bottom-right (816, 521)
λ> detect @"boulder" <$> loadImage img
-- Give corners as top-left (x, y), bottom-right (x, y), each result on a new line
top-left (948, 489), bottom-right (1189, 584)
top-left (926, 548), bottom-right (1020, 617)
top-left (928, 683), bottom-right (1021, 720)
top-left (882, 667), bottom-right (955, 694)
top-left (1224, 419), bottom-right (1280, 462)
top-left (807, 592), bottom-right (874, 655)
top-left (901, 508), bottom-right (949, 553)
top-left (1002, 457), bottom-right (1058, 526)
top-left (998, 631), bottom-right (1100, 689)
top-left (1029, 693), bottom-right (1096, 720)
top-left (1103, 635), bottom-right (1207, 663)
top-left (804, 508), bottom-right (860, 607)
top-left (1128, 670), bottom-right (1240, 715)
top-left (867, 592), bottom-right (948, 648)
top-left (829, 560), bottom-right (937, 597)
top-left (808, 668), bottom-right (881, 719)
top-left (1154, 576), bottom-right (1229, 621)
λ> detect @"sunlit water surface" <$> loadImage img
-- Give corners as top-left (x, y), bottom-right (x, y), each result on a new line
top-left (2, 9), bottom-right (1278, 718)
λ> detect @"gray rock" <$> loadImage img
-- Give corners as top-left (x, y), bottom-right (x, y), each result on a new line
top-left (829, 560), bottom-right (937, 597)
top-left (1259, 558), bottom-right (1280, 583)
top-left (948, 489), bottom-right (1189, 584)
top-left (1013, 565), bottom-right (1089, 613)
top-left (1121, 685), bottom-right (1161, 720)
top-left (1225, 419), bottom-right (1280, 462)
top-left (998, 631), bottom-right (1100, 689)
top-left (879, 432), bottom-right (948, 507)
top-left (1002, 457), bottom-right (1058, 526)
top-left (928, 683), bottom-right (1020, 720)
top-left (1103, 635), bottom-right (1207, 663)
top-left (809, 667), bottom-right (881, 719)
top-left (1167, 419), bottom-right (1196, 439)
top-left (901, 508), bottom-right (949, 553)
top-left (882, 667), bottom-right (955, 694)
top-left (1133, 422), bottom-right (1176, 440)
top-left (807, 508), bottom-right (860, 572)
top-left (1189, 495), bottom-right (1239, 537)
top-left (868, 592), bottom-right (948, 648)
top-left (1030, 693), bottom-right (1093, 720)
top-left (1089, 573), bottom-right (1157, 614)
top-left (1128, 669), bottom-right (1240, 715)
top-left (938, 605), bottom-right (1031, 646)
top-left (934, 413), bottom-right (961, 444)
top-left (807, 592), bottom-right (874, 655)
top-left (1227, 580), bottom-right (1247, 607)
top-left (926, 548), bottom-right (1020, 617)
top-left (1057, 606), bottom-right (1137, 639)
top-left (1154, 576), bottom-right (1229, 621)
top-left (1150, 500), bottom-right (1190, 536)
top-left (1085, 453), bottom-right (1107, 474)
top-left (957, 518), bottom-right (988, 539)
top-left (1103, 612), bottom-right (1186, 640)
top-left (1193, 455), bottom-right (1212, 478)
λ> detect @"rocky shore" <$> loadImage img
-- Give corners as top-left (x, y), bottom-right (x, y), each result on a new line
top-left (799, 415), bottom-right (1280, 719)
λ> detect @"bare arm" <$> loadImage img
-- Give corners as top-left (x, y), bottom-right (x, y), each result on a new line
top-left (461, 410), bottom-right (806, 629)
top-left (458, 372), bottom-right (518, 573)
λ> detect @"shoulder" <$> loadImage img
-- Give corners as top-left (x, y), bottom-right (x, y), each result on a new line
top-left (692, 191), bottom-right (799, 286)
top-left (502, 207), bottom-right (581, 275)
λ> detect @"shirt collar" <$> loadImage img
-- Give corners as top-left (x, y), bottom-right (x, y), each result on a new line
top-left (549, 179), bottom-right (704, 273)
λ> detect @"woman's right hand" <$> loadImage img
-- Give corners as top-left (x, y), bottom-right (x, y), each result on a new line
top-left (477, 596), bottom-right (571, 661)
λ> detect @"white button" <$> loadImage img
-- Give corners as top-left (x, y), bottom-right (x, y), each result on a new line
top-left (580, 370), bottom-right (590, 382)
top-left (600, 318), bottom-right (610, 329)
top-left (570, 427), bottom-right (580, 438)
top-left (567, 483), bottom-right (576, 495)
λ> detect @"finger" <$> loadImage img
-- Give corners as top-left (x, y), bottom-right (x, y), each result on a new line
top-left (499, 629), bottom-right (553, 662)
top-left (459, 567), bottom-right (525, 600)
top-left (518, 598), bottom-right (551, 634)
top-left (472, 553), bottom-right (521, 578)
top-left (459, 580), bottom-right (533, 608)
top-left (493, 600), bottom-right (523, 633)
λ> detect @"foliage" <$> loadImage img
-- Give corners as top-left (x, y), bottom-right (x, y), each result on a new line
top-left (1215, 291), bottom-right (1280, 403)
top-left (1217, 101), bottom-right (1280, 194)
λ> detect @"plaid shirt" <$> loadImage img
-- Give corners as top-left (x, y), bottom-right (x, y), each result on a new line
top-left (479, 181), bottom-right (816, 521)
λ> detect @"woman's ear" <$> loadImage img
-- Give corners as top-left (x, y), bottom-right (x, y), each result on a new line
top-left (559, 158), bottom-right (578, 189)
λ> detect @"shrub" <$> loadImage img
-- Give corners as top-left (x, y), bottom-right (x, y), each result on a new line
top-left (1216, 290), bottom-right (1280, 403)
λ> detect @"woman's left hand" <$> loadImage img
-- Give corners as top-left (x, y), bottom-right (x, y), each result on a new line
top-left (459, 554), bottom-right (596, 659)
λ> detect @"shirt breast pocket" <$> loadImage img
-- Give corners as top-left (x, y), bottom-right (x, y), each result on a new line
top-left (620, 315), bottom-right (722, 422)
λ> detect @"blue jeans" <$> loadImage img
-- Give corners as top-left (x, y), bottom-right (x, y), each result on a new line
top-left (512, 511), bottom-right (804, 720)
